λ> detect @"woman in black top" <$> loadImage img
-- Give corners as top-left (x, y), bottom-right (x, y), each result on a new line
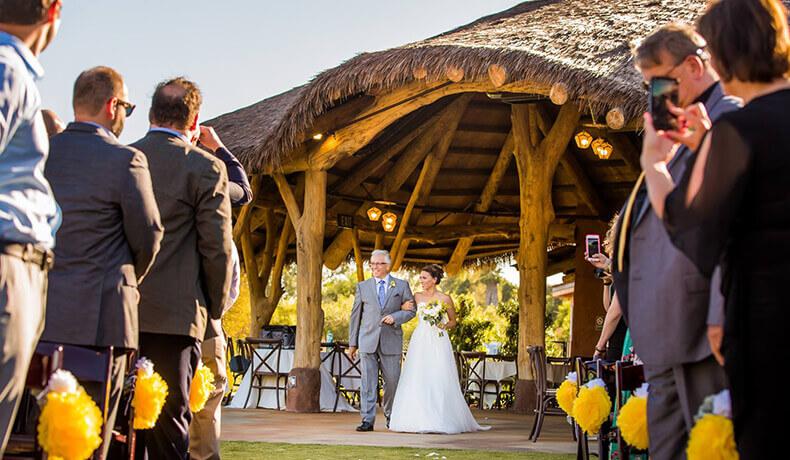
top-left (640, 1), bottom-right (790, 457)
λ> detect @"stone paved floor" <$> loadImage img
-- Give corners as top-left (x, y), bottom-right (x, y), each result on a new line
top-left (222, 408), bottom-right (576, 454)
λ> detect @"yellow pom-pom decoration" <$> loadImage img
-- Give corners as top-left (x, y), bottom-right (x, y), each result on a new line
top-left (618, 395), bottom-right (649, 449)
top-left (687, 414), bottom-right (738, 460)
top-left (557, 378), bottom-right (578, 415)
top-left (37, 370), bottom-right (103, 460)
top-left (189, 363), bottom-right (215, 413)
top-left (572, 379), bottom-right (612, 435)
top-left (132, 358), bottom-right (168, 430)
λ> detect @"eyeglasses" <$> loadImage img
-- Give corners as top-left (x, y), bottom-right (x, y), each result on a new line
top-left (370, 262), bottom-right (389, 266)
top-left (115, 99), bottom-right (136, 117)
top-left (642, 59), bottom-right (684, 91)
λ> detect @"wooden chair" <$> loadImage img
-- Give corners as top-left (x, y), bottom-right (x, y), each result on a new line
top-left (243, 337), bottom-right (288, 410)
top-left (326, 341), bottom-right (362, 411)
top-left (489, 354), bottom-right (517, 409)
top-left (614, 361), bottom-right (647, 459)
top-left (226, 337), bottom-right (251, 398)
top-left (527, 346), bottom-right (566, 442)
top-left (4, 343), bottom-right (63, 458)
top-left (459, 351), bottom-right (487, 408)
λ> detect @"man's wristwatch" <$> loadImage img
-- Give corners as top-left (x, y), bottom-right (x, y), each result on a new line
top-left (595, 346), bottom-right (607, 354)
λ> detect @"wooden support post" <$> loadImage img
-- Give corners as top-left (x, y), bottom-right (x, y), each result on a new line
top-left (570, 219), bottom-right (608, 356)
top-left (374, 234), bottom-right (384, 250)
top-left (240, 210), bottom-right (291, 335)
top-left (510, 102), bottom-right (580, 414)
top-left (351, 228), bottom-right (365, 282)
top-left (274, 170), bottom-right (327, 412)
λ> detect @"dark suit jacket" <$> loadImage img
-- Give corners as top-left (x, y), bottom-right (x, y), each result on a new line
top-left (612, 84), bottom-right (740, 366)
top-left (42, 122), bottom-right (163, 349)
top-left (131, 131), bottom-right (233, 340)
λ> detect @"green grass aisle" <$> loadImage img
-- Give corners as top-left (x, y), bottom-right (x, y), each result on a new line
top-left (221, 441), bottom-right (575, 460)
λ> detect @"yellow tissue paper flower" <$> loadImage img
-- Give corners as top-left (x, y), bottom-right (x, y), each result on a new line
top-left (189, 363), bottom-right (215, 413)
top-left (38, 382), bottom-right (102, 460)
top-left (573, 385), bottom-right (611, 434)
top-left (617, 395), bottom-right (649, 450)
top-left (132, 366), bottom-right (168, 430)
top-left (557, 379), bottom-right (578, 415)
top-left (687, 414), bottom-right (739, 460)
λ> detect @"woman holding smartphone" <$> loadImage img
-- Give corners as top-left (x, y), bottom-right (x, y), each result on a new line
top-left (641, 1), bottom-right (790, 457)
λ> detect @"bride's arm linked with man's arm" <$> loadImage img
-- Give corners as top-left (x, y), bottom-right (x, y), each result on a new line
top-left (384, 279), bottom-right (416, 327)
top-left (348, 282), bottom-right (363, 360)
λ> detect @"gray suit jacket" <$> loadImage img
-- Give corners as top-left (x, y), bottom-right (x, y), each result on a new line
top-left (131, 131), bottom-right (233, 340)
top-left (42, 122), bottom-right (163, 349)
top-left (621, 84), bottom-right (740, 367)
top-left (349, 276), bottom-right (415, 355)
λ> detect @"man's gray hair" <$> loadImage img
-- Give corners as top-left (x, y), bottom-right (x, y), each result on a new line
top-left (370, 249), bottom-right (391, 264)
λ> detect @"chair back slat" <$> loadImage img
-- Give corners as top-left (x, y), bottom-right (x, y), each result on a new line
top-left (527, 346), bottom-right (548, 394)
top-left (244, 337), bottom-right (283, 376)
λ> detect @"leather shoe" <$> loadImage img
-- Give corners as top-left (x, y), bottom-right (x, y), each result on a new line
top-left (386, 417), bottom-right (391, 429)
top-left (356, 422), bottom-right (374, 432)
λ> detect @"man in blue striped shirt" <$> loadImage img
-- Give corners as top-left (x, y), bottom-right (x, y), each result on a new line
top-left (0, 1), bottom-right (62, 453)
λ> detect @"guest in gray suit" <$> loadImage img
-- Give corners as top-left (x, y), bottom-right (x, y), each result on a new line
top-left (131, 77), bottom-right (233, 459)
top-left (611, 24), bottom-right (741, 460)
top-left (42, 66), bottom-right (163, 458)
top-left (349, 249), bottom-right (415, 432)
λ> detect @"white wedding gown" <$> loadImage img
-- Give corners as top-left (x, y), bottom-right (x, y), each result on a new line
top-left (389, 302), bottom-right (490, 434)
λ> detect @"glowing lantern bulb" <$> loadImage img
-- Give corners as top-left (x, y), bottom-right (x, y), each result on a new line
top-left (367, 207), bottom-right (382, 222)
top-left (575, 131), bottom-right (593, 149)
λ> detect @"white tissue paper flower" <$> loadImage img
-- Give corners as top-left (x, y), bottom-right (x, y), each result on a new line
top-left (634, 382), bottom-right (649, 398)
top-left (48, 369), bottom-right (78, 394)
top-left (565, 371), bottom-right (578, 384)
top-left (712, 389), bottom-right (732, 418)
top-left (585, 378), bottom-right (607, 389)
top-left (135, 357), bottom-right (154, 377)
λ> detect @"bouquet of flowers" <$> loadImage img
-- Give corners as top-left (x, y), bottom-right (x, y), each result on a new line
top-left (420, 300), bottom-right (449, 336)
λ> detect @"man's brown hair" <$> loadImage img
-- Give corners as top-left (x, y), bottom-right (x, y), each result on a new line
top-left (0, 0), bottom-right (55, 25)
top-left (149, 77), bottom-right (202, 130)
top-left (634, 23), bottom-right (706, 69)
top-left (698, 0), bottom-right (790, 83)
top-left (72, 66), bottom-right (124, 116)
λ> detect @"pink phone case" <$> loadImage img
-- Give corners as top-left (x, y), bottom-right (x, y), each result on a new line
top-left (585, 234), bottom-right (600, 257)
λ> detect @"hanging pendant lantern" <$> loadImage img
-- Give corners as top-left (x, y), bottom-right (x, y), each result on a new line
top-left (575, 131), bottom-right (593, 149)
top-left (381, 212), bottom-right (398, 232)
top-left (367, 207), bottom-right (382, 222)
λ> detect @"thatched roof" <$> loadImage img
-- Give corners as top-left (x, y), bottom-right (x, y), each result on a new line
top-left (209, 0), bottom-right (711, 172)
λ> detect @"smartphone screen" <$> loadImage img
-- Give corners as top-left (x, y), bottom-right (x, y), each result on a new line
top-left (649, 77), bottom-right (679, 131)
top-left (586, 235), bottom-right (600, 257)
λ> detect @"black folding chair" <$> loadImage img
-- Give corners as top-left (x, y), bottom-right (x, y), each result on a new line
top-left (614, 361), bottom-right (647, 459)
top-left (5, 343), bottom-right (63, 459)
top-left (244, 337), bottom-right (288, 410)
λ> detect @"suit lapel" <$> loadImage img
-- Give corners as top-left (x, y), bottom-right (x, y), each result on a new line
top-left (382, 276), bottom-right (397, 310)
top-left (367, 278), bottom-right (382, 309)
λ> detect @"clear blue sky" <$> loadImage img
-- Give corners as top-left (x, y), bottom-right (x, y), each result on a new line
top-left (38, 0), bottom-right (522, 143)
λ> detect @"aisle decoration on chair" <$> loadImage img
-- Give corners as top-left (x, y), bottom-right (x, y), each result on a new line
top-left (37, 369), bottom-right (103, 460)
top-left (190, 362), bottom-right (215, 413)
top-left (617, 382), bottom-right (649, 450)
top-left (132, 358), bottom-right (168, 429)
top-left (556, 371), bottom-right (578, 415)
top-left (687, 390), bottom-right (738, 460)
top-left (572, 378), bottom-right (612, 434)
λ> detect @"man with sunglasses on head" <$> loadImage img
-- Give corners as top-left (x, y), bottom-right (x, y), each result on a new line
top-left (41, 65), bottom-right (163, 459)
top-left (0, 0), bottom-right (62, 454)
top-left (610, 23), bottom-right (740, 460)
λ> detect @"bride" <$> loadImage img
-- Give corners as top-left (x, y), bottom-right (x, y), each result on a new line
top-left (389, 264), bottom-right (489, 434)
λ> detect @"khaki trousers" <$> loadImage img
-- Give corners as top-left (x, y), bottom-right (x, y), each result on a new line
top-left (189, 334), bottom-right (227, 460)
top-left (0, 254), bottom-right (47, 455)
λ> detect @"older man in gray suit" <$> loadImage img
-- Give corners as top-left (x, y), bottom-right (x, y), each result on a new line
top-left (42, 66), bottom-right (163, 458)
top-left (612, 24), bottom-right (741, 460)
top-left (349, 249), bottom-right (415, 432)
